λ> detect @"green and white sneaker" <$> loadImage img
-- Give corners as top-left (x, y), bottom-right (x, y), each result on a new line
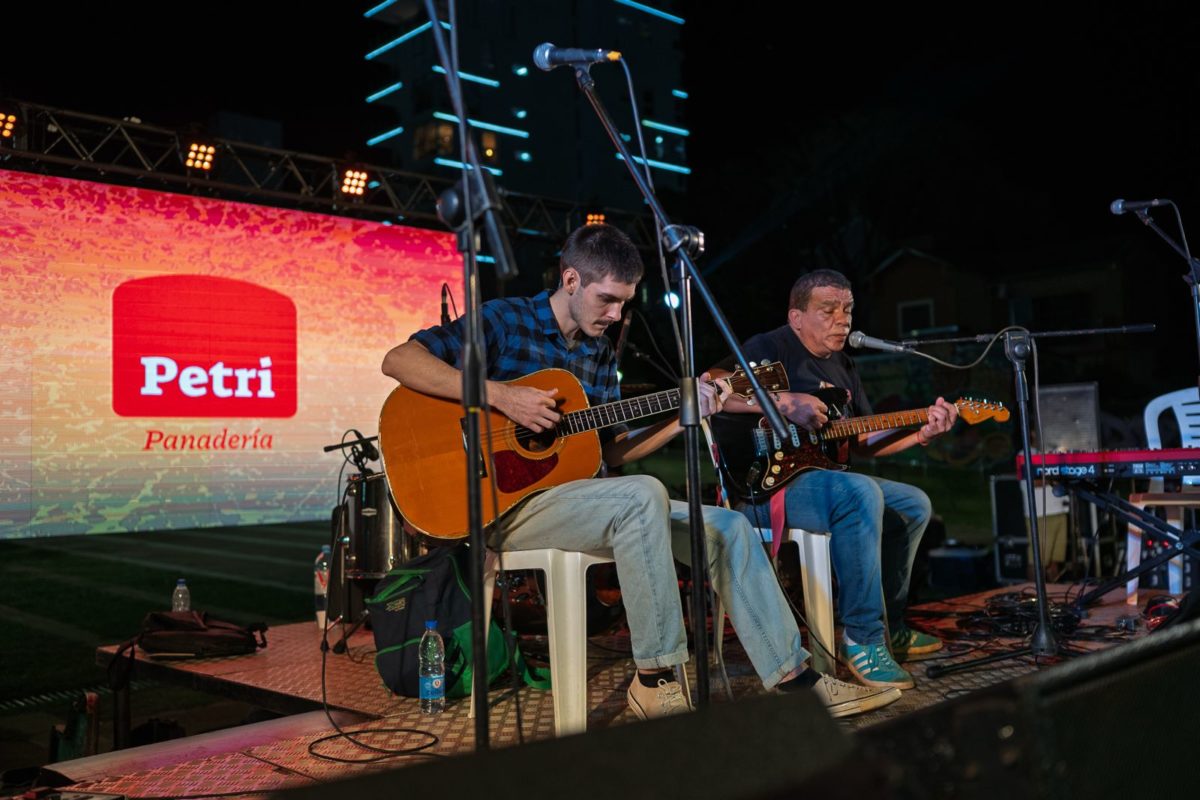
top-left (840, 641), bottom-right (915, 690)
top-left (890, 624), bottom-right (944, 662)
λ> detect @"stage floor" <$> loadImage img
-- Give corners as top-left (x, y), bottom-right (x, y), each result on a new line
top-left (67, 582), bottom-right (1145, 796)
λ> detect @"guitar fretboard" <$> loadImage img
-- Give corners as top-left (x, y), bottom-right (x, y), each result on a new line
top-left (559, 389), bottom-right (680, 435)
top-left (822, 409), bottom-right (929, 440)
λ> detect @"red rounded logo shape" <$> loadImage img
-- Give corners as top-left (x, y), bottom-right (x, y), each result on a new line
top-left (112, 275), bottom-right (297, 418)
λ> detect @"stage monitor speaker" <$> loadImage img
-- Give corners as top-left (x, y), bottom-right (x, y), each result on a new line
top-left (858, 616), bottom-right (1200, 799)
top-left (268, 688), bottom-right (861, 800)
top-left (1035, 381), bottom-right (1100, 452)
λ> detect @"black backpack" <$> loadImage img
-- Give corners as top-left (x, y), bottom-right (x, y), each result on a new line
top-left (366, 544), bottom-right (548, 698)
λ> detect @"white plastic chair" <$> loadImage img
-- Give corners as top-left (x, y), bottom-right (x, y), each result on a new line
top-left (1126, 388), bottom-right (1200, 602)
top-left (713, 527), bottom-right (836, 675)
top-left (1144, 387), bottom-right (1200, 487)
top-left (469, 547), bottom-right (614, 737)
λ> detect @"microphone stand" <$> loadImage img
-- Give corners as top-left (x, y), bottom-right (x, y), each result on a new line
top-left (569, 63), bottom-right (789, 706)
top-left (423, 0), bottom-right (518, 752)
top-left (1124, 205), bottom-right (1200, 390)
top-left (921, 324), bottom-right (1154, 679)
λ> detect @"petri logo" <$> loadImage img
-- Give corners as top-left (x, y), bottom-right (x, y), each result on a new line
top-left (112, 275), bottom-right (297, 417)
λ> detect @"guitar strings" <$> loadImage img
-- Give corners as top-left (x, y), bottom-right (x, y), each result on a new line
top-left (481, 371), bottom-right (772, 447)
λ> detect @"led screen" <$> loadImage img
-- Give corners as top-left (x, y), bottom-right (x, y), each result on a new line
top-left (0, 170), bottom-right (460, 537)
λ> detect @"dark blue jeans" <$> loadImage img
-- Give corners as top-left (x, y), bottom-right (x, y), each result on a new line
top-left (738, 470), bottom-right (932, 645)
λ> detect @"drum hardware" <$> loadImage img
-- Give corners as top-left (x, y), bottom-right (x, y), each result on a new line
top-left (322, 430), bottom-right (417, 654)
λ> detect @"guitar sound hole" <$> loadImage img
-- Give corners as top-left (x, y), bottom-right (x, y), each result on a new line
top-left (517, 426), bottom-right (559, 454)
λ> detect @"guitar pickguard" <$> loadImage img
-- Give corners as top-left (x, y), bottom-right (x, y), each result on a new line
top-left (493, 450), bottom-right (560, 493)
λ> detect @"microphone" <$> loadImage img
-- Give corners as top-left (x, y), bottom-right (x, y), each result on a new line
top-left (440, 284), bottom-right (451, 326)
top-left (848, 331), bottom-right (911, 354)
top-left (532, 42), bottom-right (621, 71)
top-left (351, 429), bottom-right (379, 462)
top-left (1111, 198), bottom-right (1169, 215)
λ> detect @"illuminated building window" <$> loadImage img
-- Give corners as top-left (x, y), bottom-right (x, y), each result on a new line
top-left (414, 121), bottom-right (456, 161)
top-left (480, 131), bottom-right (500, 164)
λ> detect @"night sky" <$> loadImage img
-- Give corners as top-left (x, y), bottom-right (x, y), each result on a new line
top-left (5, 3), bottom-right (1199, 409)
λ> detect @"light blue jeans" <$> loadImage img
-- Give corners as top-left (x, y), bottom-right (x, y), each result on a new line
top-left (738, 471), bottom-right (932, 646)
top-left (491, 474), bottom-right (809, 687)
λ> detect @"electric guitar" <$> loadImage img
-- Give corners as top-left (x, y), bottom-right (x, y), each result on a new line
top-left (379, 362), bottom-right (789, 539)
top-left (710, 388), bottom-right (1010, 500)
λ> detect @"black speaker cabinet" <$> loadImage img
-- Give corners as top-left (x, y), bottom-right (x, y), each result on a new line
top-left (858, 616), bottom-right (1200, 798)
top-left (269, 688), bottom-right (857, 800)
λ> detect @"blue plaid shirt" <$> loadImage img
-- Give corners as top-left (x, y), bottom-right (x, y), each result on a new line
top-left (411, 290), bottom-right (625, 442)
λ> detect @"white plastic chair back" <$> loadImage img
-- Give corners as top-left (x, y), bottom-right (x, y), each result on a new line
top-left (1144, 387), bottom-right (1200, 486)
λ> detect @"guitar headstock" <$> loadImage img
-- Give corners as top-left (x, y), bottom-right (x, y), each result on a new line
top-left (955, 397), bottom-right (1011, 425)
top-left (722, 361), bottom-right (790, 400)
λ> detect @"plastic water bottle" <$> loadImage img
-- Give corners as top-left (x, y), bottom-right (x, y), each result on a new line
top-left (314, 545), bottom-right (331, 630)
top-left (171, 579), bottom-right (191, 612)
top-left (418, 620), bottom-right (445, 714)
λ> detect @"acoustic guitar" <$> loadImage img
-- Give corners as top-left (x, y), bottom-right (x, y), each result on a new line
top-left (379, 362), bottom-right (788, 539)
top-left (710, 387), bottom-right (1010, 501)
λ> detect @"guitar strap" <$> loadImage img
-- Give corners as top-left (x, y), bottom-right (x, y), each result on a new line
top-left (769, 490), bottom-right (787, 561)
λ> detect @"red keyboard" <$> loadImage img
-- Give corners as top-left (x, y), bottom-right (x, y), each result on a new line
top-left (1016, 448), bottom-right (1200, 480)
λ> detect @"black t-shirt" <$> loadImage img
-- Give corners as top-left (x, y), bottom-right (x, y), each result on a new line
top-left (741, 324), bottom-right (873, 417)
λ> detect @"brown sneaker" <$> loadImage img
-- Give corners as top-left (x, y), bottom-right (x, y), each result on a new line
top-left (811, 674), bottom-right (901, 718)
top-left (627, 676), bottom-right (693, 720)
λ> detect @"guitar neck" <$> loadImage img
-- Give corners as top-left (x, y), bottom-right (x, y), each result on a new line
top-left (820, 408), bottom-right (930, 442)
top-left (559, 389), bottom-right (680, 435)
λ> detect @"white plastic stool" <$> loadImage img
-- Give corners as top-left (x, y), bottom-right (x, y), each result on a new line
top-left (469, 547), bottom-right (614, 737)
top-left (714, 528), bottom-right (835, 675)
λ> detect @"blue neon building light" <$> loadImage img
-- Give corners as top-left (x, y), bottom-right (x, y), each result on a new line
top-left (431, 65), bottom-right (500, 87)
top-left (366, 126), bottom-right (405, 146)
top-left (613, 0), bottom-right (684, 24)
top-left (616, 153), bottom-right (691, 175)
top-left (363, 0), bottom-right (396, 18)
top-left (366, 82), bottom-right (403, 103)
top-left (643, 119), bottom-right (690, 136)
top-left (432, 111), bottom-right (529, 138)
top-left (433, 157), bottom-right (503, 176)
top-left (365, 21), bottom-right (451, 60)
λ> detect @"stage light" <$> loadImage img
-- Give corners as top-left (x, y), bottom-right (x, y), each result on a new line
top-left (664, 291), bottom-right (681, 309)
top-left (341, 169), bottom-right (368, 196)
top-left (186, 142), bottom-right (215, 171)
top-left (1, 113), bottom-right (16, 141)
top-left (586, 213), bottom-right (606, 225)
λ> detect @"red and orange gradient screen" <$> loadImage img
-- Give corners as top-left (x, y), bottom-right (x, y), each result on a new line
top-left (0, 170), bottom-right (460, 537)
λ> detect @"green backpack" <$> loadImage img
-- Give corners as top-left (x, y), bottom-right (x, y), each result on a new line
top-left (366, 544), bottom-right (549, 698)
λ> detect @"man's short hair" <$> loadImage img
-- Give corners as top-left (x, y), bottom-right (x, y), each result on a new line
top-left (561, 223), bottom-right (644, 286)
top-left (789, 269), bottom-right (853, 310)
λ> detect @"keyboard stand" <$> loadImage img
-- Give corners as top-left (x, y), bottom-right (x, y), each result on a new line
top-left (1062, 480), bottom-right (1200, 610)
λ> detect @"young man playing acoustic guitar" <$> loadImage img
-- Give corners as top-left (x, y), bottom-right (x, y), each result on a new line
top-left (722, 269), bottom-right (958, 690)
top-left (382, 225), bottom-right (898, 720)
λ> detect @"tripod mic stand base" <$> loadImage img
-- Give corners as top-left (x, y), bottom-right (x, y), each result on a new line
top-left (1030, 623), bottom-right (1059, 658)
top-left (331, 611), bottom-right (370, 655)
